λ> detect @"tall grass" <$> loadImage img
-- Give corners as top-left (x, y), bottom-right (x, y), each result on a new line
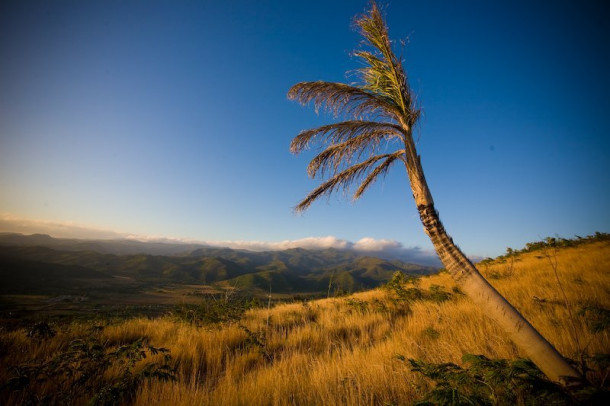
top-left (1, 241), bottom-right (608, 405)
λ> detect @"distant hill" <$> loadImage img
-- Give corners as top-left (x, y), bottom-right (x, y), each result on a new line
top-left (0, 232), bottom-right (204, 255)
top-left (0, 233), bottom-right (438, 295)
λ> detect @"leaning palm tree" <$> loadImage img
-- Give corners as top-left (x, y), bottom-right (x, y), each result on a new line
top-left (288, 2), bottom-right (581, 385)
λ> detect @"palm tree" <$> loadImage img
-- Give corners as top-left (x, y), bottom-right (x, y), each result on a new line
top-left (288, 2), bottom-right (581, 385)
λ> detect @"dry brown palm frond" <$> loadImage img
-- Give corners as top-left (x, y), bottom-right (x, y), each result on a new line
top-left (306, 130), bottom-right (401, 179)
top-left (353, 150), bottom-right (404, 199)
top-left (290, 120), bottom-right (404, 154)
top-left (288, 81), bottom-right (399, 120)
top-left (295, 153), bottom-right (399, 212)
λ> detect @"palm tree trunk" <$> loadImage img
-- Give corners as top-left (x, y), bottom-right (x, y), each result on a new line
top-left (401, 129), bottom-right (582, 385)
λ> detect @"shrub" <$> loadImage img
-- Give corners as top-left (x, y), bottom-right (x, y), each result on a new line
top-left (403, 354), bottom-right (573, 405)
top-left (401, 354), bottom-right (610, 405)
top-left (344, 298), bottom-right (369, 314)
top-left (171, 292), bottom-right (258, 326)
top-left (579, 305), bottom-right (610, 334)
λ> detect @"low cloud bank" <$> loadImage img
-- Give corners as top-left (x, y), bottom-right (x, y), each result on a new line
top-left (0, 213), bottom-right (442, 266)
top-left (201, 236), bottom-right (441, 267)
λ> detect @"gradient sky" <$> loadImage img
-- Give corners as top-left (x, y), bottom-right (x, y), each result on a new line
top-left (1, 0), bottom-right (608, 258)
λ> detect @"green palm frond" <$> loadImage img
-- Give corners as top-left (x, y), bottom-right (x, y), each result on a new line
top-left (290, 120), bottom-right (404, 154)
top-left (353, 50), bottom-right (397, 99)
top-left (355, 2), bottom-right (394, 61)
top-left (353, 2), bottom-right (418, 124)
top-left (295, 153), bottom-right (399, 212)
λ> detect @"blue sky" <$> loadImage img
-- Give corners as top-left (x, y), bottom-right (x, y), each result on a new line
top-left (1, 0), bottom-right (608, 259)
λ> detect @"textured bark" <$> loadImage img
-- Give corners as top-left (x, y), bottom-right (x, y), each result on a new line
top-left (401, 130), bottom-right (582, 385)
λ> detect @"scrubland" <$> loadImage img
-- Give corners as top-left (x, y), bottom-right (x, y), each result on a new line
top-left (1, 241), bottom-right (608, 405)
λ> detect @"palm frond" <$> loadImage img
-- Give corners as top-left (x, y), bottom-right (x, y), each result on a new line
top-left (290, 120), bottom-right (404, 154)
top-left (353, 50), bottom-right (396, 99)
top-left (295, 153), bottom-right (397, 212)
top-left (353, 2), bottom-right (419, 125)
top-left (353, 150), bottom-right (404, 199)
top-left (355, 2), bottom-right (395, 65)
top-left (288, 81), bottom-right (400, 120)
top-left (289, 1), bottom-right (422, 212)
top-left (306, 130), bottom-right (399, 178)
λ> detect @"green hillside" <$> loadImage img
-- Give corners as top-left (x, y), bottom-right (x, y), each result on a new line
top-left (0, 234), bottom-right (437, 296)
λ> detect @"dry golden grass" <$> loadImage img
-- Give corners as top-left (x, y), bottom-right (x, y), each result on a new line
top-left (1, 241), bottom-right (608, 405)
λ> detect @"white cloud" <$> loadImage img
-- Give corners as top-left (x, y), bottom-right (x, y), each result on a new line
top-left (353, 237), bottom-right (402, 251)
top-left (200, 236), bottom-right (440, 266)
top-left (205, 236), bottom-right (351, 252)
top-left (123, 234), bottom-right (195, 244)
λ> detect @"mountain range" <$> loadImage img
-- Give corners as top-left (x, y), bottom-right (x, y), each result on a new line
top-left (0, 233), bottom-right (438, 295)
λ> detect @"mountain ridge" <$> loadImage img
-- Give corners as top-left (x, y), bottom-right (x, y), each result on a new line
top-left (0, 233), bottom-right (438, 295)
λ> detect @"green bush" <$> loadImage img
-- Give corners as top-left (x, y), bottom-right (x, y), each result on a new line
top-left (171, 292), bottom-right (258, 326)
top-left (400, 353), bottom-right (609, 405)
top-left (386, 273), bottom-right (453, 304)
top-left (404, 354), bottom-right (571, 405)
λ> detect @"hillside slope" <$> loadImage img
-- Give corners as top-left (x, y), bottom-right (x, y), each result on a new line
top-left (139, 240), bottom-right (610, 404)
top-left (1, 238), bottom-right (607, 405)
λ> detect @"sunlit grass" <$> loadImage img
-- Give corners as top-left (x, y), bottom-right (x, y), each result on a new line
top-left (1, 241), bottom-right (608, 405)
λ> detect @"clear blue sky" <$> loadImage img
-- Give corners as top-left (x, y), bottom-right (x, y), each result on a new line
top-left (1, 0), bottom-right (608, 258)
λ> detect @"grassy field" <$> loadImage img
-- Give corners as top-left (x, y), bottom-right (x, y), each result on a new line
top-left (1, 240), bottom-right (608, 405)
